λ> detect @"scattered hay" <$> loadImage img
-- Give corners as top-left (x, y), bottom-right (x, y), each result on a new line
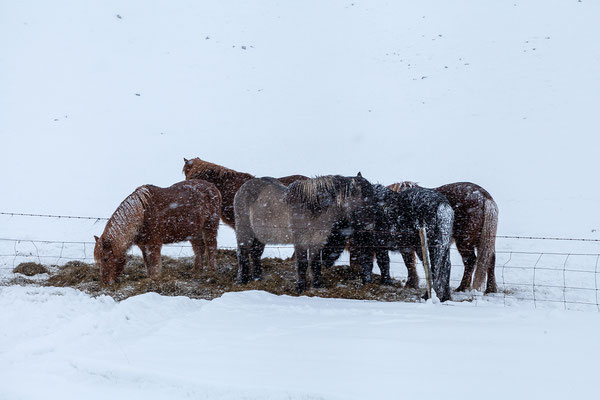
top-left (13, 262), bottom-right (49, 276)
top-left (7, 249), bottom-right (423, 303)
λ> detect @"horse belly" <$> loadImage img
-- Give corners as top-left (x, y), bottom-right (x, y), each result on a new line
top-left (249, 205), bottom-right (293, 245)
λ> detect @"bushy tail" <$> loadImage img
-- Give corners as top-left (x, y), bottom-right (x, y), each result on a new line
top-left (431, 203), bottom-right (453, 301)
top-left (472, 199), bottom-right (498, 291)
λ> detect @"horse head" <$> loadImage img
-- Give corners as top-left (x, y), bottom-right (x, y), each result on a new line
top-left (94, 235), bottom-right (126, 285)
top-left (182, 157), bottom-right (198, 179)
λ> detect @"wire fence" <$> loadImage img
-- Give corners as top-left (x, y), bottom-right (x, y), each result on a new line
top-left (1, 211), bottom-right (600, 311)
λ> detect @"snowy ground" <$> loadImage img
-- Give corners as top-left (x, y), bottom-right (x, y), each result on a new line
top-left (2, 0), bottom-right (600, 398)
top-left (1, 286), bottom-right (599, 400)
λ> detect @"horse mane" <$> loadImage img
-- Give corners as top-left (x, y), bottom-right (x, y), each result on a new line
top-left (387, 181), bottom-right (420, 192)
top-left (285, 175), bottom-right (357, 214)
top-left (103, 185), bottom-right (152, 251)
top-left (183, 158), bottom-right (253, 181)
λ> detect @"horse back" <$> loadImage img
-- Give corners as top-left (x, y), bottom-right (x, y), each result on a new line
top-left (138, 180), bottom-right (221, 244)
top-left (234, 177), bottom-right (294, 244)
top-left (277, 175), bottom-right (309, 186)
top-left (434, 182), bottom-right (496, 246)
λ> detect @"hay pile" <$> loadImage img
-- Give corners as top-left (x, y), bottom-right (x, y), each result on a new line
top-left (9, 250), bottom-right (422, 302)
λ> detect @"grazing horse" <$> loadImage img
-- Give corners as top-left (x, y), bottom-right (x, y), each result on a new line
top-left (94, 180), bottom-right (221, 284)
top-left (388, 181), bottom-right (498, 293)
top-left (182, 158), bottom-right (308, 228)
top-left (325, 184), bottom-right (454, 301)
top-left (234, 175), bottom-right (377, 293)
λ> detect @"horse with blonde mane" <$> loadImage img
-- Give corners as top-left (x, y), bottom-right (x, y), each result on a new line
top-left (388, 181), bottom-right (499, 293)
top-left (183, 157), bottom-right (308, 228)
top-left (94, 180), bottom-right (221, 284)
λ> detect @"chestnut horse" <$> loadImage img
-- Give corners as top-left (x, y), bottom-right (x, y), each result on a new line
top-left (234, 175), bottom-right (377, 293)
top-left (94, 180), bottom-right (221, 284)
top-left (183, 158), bottom-right (307, 228)
top-left (388, 181), bottom-right (498, 293)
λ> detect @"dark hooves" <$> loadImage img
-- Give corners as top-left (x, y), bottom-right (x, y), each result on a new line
top-left (405, 279), bottom-right (420, 289)
top-left (237, 276), bottom-right (250, 285)
top-left (296, 282), bottom-right (307, 294)
top-left (380, 277), bottom-right (393, 285)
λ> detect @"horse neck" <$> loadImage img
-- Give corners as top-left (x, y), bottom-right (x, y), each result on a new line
top-left (103, 187), bottom-right (150, 255)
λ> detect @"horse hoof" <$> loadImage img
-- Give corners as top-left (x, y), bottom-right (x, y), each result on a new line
top-left (313, 281), bottom-right (324, 289)
top-left (484, 286), bottom-right (498, 294)
top-left (380, 277), bottom-right (393, 286)
top-left (296, 283), bottom-right (307, 294)
top-left (236, 277), bottom-right (250, 285)
top-left (455, 285), bottom-right (468, 292)
top-left (405, 280), bottom-right (419, 289)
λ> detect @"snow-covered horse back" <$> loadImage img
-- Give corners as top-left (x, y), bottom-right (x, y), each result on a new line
top-left (389, 181), bottom-right (499, 293)
top-left (94, 180), bottom-right (221, 284)
top-left (182, 157), bottom-right (308, 229)
top-left (233, 175), bottom-right (377, 293)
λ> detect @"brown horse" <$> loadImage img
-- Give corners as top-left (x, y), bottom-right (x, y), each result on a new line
top-left (388, 181), bottom-right (498, 293)
top-left (94, 180), bottom-right (221, 284)
top-left (183, 158), bottom-right (307, 228)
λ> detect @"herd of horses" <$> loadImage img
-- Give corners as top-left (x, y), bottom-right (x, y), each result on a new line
top-left (94, 158), bottom-right (499, 302)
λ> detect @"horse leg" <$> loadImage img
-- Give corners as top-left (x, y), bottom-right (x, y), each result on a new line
top-left (376, 248), bottom-right (392, 285)
top-left (236, 240), bottom-right (252, 285)
top-left (295, 246), bottom-right (309, 294)
top-left (485, 252), bottom-right (498, 293)
top-left (320, 224), bottom-right (349, 269)
top-left (455, 244), bottom-right (477, 292)
top-left (145, 244), bottom-right (162, 278)
top-left (190, 236), bottom-right (206, 273)
top-left (402, 251), bottom-right (419, 289)
top-left (309, 248), bottom-right (324, 288)
top-left (203, 224), bottom-right (219, 270)
top-left (250, 239), bottom-right (265, 281)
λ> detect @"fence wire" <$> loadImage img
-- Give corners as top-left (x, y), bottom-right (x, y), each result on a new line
top-left (1, 211), bottom-right (600, 311)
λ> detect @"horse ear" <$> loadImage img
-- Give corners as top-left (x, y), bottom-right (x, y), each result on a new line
top-left (94, 235), bottom-right (100, 243)
top-left (183, 157), bottom-right (188, 163)
top-left (357, 172), bottom-right (362, 177)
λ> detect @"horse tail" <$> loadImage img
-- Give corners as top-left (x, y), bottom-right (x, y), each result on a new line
top-left (472, 198), bottom-right (499, 291)
top-left (431, 203), bottom-right (453, 301)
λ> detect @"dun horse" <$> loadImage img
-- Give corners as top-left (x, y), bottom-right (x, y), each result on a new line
top-left (94, 180), bottom-right (221, 284)
top-left (234, 175), bottom-right (377, 293)
top-left (182, 157), bottom-right (307, 228)
top-left (388, 181), bottom-right (498, 293)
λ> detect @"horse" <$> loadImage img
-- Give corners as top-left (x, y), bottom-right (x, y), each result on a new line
top-left (233, 174), bottom-right (377, 293)
top-left (182, 158), bottom-right (308, 229)
top-left (94, 180), bottom-right (221, 284)
top-left (321, 184), bottom-right (454, 301)
top-left (388, 181), bottom-right (498, 293)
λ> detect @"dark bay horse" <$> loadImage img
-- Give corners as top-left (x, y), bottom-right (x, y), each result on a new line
top-left (94, 180), bottom-right (221, 284)
top-left (324, 184), bottom-right (454, 301)
top-left (182, 158), bottom-right (307, 228)
top-left (234, 175), bottom-right (377, 293)
top-left (388, 181), bottom-right (498, 293)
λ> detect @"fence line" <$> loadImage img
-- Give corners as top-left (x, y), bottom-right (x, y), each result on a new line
top-left (3, 211), bottom-right (600, 243)
top-left (1, 236), bottom-right (599, 311)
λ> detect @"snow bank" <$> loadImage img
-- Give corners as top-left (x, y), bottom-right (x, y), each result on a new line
top-left (1, 287), bottom-right (599, 399)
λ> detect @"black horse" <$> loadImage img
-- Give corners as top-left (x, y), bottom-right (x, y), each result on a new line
top-left (321, 185), bottom-right (454, 302)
